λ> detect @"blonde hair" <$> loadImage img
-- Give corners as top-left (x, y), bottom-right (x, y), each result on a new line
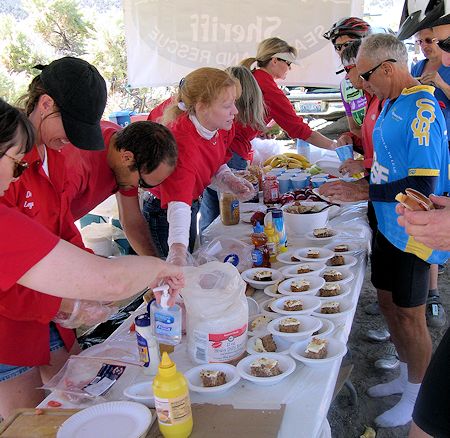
top-left (226, 66), bottom-right (266, 132)
top-left (241, 37), bottom-right (297, 70)
top-left (161, 67), bottom-right (241, 125)
top-left (17, 75), bottom-right (50, 116)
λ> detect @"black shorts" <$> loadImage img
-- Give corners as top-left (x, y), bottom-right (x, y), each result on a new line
top-left (371, 231), bottom-right (430, 307)
top-left (413, 327), bottom-right (450, 437)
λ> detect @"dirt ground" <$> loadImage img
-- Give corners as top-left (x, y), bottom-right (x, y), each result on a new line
top-left (328, 262), bottom-right (450, 438)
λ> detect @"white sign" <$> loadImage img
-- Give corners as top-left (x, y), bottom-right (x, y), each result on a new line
top-left (124, 0), bottom-right (363, 87)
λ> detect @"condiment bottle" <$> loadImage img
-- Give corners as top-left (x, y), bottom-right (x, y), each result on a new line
top-left (263, 175), bottom-right (279, 205)
top-left (219, 191), bottom-right (240, 225)
top-left (150, 285), bottom-right (182, 346)
top-left (251, 222), bottom-right (271, 268)
top-left (271, 208), bottom-right (288, 252)
top-left (153, 352), bottom-right (193, 438)
top-left (264, 223), bottom-right (279, 263)
top-left (135, 313), bottom-right (160, 375)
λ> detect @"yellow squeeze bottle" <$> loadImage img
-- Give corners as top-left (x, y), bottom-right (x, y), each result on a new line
top-left (264, 223), bottom-right (279, 263)
top-left (152, 352), bottom-right (193, 438)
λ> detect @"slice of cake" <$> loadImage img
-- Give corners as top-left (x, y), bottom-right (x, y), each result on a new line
top-left (279, 317), bottom-right (300, 333)
top-left (283, 299), bottom-right (303, 311)
top-left (319, 283), bottom-right (341, 297)
top-left (307, 249), bottom-right (320, 259)
top-left (313, 228), bottom-right (333, 238)
top-left (323, 269), bottom-right (343, 282)
top-left (250, 315), bottom-right (271, 331)
top-left (291, 255), bottom-right (301, 262)
top-left (297, 264), bottom-right (313, 274)
top-left (290, 279), bottom-right (310, 292)
top-left (254, 334), bottom-right (277, 353)
top-left (329, 255), bottom-right (345, 266)
top-left (321, 301), bottom-right (341, 314)
top-left (334, 244), bottom-right (349, 252)
top-left (250, 357), bottom-right (282, 377)
top-left (200, 369), bottom-right (227, 387)
top-left (305, 337), bottom-right (328, 359)
top-left (253, 270), bottom-right (273, 281)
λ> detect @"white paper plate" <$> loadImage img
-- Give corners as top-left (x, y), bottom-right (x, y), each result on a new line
top-left (236, 352), bottom-right (296, 385)
top-left (279, 262), bottom-right (326, 278)
top-left (293, 247), bottom-right (335, 263)
top-left (305, 229), bottom-right (341, 243)
top-left (320, 268), bottom-right (354, 285)
top-left (313, 317), bottom-right (335, 337)
top-left (247, 296), bottom-right (260, 317)
top-left (277, 275), bottom-right (326, 296)
top-left (248, 313), bottom-right (276, 336)
top-left (312, 298), bottom-right (356, 320)
top-left (312, 188), bottom-right (364, 206)
top-left (324, 241), bottom-right (364, 255)
top-left (259, 298), bottom-right (281, 318)
top-left (263, 283), bottom-right (285, 298)
top-left (289, 338), bottom-right (347, 367)
top-left (314, 283), bottom-right (351, 301)
top-left (241, 268), bottom-right (284, 289)
top-left (246, 333), bottom-right (291, 355)
top-left (314, 160), bottom-right (342, 178)
top-left (57, 401), bottom-right (152, 438)
top-left (267, 315), bottom-right (322, 341)
top-left (325, 254), bottom-right (357, 269)
top-left (123, 382), bottom-right (154, 408)
top-left (276, 249), bottom-right (306, 265)
top-left (270, 295), bottom-right (321, 316)
top-left (184, 363), bottom-right (240, 393)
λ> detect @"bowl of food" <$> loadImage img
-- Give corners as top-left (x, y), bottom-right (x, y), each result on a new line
top-left (184, 363), bottom-right (240, 393)
top-left (282, 202), bottom-right (329, 236)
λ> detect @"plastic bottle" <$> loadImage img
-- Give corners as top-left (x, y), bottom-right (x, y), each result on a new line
top-left (251, 222), bottom-right (270, 268)
top-left (135, 313), bottom-right (160, 375)
top-left (271, 209), bottom-right (288, 252)
top-left (153, 352), bottom-right (193, 438)
top-left (264, 223), bottom-right (279, 263)
top-left (296, 138), bottom-right (311, 162)
top-left (150, 285), bottom-right (182, 346)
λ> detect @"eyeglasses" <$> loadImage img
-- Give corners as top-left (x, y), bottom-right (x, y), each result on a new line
top-left (344, 64), bottom-right (356, 73)
top-left (416, 37), bottom-right (437, 45)
top-left (137, 167), bottom-right (157, 189)
top-left (437, 37), bottom-right (450, 53)
top-left (276, 58), bottom-right (292, 67)
top-left (334, 41), bottom-right (352, 52)
top-left (359, 59), bottom-right (397, 81)
top-left (1, 152), bottom-right (28, 178)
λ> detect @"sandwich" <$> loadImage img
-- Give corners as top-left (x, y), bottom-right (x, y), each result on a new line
top-left (395, 188), bottom-right (435, 212)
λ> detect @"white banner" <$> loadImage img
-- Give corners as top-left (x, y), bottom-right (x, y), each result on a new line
top-left (123, 0), bottom-right (364, 88)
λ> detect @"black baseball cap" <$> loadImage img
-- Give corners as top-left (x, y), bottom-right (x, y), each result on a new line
top-left (35, 57), bottom-right (107, 150)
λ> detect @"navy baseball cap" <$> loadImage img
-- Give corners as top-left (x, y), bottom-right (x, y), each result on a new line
top-left (35, 57), bottom-right (107, 150)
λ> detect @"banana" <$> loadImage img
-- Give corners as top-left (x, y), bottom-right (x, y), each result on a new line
top-left (285, 152), bottom-right (308, 162)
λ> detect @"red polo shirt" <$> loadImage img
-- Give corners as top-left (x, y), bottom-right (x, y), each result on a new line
top-left (148, 110), bottom-right (234, 208)
top-left (253, 69), bottom-right (313, 140)
top-left (230, 121), bottom-right (259, 161)
top-left (0, 146), bottom-right (82, 366)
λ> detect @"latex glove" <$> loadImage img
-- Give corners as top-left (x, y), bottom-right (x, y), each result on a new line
top-left (53, 299), bottom-right (118, 329)
top-left (215, 171), bottom-right (256, 201)
top-left (166, 243), bottom-right (194, 266)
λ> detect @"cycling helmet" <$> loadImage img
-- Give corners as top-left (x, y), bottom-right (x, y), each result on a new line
top-left (397, 0), bottom-right (450, 40)
top-left (323, 17), bottom-right (371, 44)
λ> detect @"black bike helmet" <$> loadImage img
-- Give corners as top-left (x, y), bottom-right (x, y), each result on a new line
top-left (323, 17), bottom-right (371, 44)
top-left (397, 0), bottom-right (450, 40)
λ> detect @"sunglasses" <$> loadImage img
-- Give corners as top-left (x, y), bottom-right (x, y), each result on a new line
top-left (137, 167), bottom-right (157, 189)
top-left (359, 59), bottom-right (397, 81)
top-left (437, 37), bottom-right (450, 53)
top-left (276, 58), bottom-right (292, 67)
top-left (334, 41), bottom-right (352, 52)
top-left (1, 152), bottom-right (28, 178)
top-left (416, 37), bottom-right (437, 45)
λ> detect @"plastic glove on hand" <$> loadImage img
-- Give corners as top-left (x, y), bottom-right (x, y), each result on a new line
top-left (224, 174), bottom-right (256, 201)
top-left (166, 243), bottom-right (194, 267)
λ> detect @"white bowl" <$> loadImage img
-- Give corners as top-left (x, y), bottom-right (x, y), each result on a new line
top-left (276, 248), bottom-right (307, 265)
top-left (325, 254), bottom-right (357, 269)
top-left (184, 363), bottom-right (240, 393)
top-left (289, 338), bottom-right (347, 367)
top-left (248, 313), bottom-right (276, 337)
top-left (293, 247), bottom-right (335, 263)
top-left (263, 284), bottom-right (284, 298)
top-left (324, 241), bottom-right (365, 255)
top-left (270, 295), bottom-right (321, 316)
top-left (246, 332), bottom-right (291, 355)
top-left (279, 262), bottom-right (326, 278)
top-left (267, 315), bottom-right (322, 342)
top-left (236, 352), bottom-right (296, 385)
top-left (320, 268), bottom-right (354, 285)
top-left (314, 283), bottom-right (351, 301)
top-left (241, 268), bottom-right (284, 289)
top-left (123, 382), bottom-right (154, 408)
top-left (313, 317), bottom-right (335, 337)
top-left (247, 297), bottom-right (260, 317)
top-left (282, 202), bottom-right (329, 236)
top-left (277, 275), bottom-right (326, 296)
top-left (312, 298), bottom-right (356, 320)
top-left (259, 298), bottom-right (280, 318)
top-left (305, 229), bottom-right (341, 243)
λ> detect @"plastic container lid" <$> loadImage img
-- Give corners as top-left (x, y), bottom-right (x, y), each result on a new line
top-left (135, 313), bottom-right (150, 327)
top-left (271, 209), bottom-right (283, 218)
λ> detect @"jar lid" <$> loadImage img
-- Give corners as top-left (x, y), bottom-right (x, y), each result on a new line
top-left (135, 313), bottom-right (150, 327)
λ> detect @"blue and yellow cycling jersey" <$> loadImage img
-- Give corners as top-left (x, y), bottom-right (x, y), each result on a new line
top-left (371, 85), bottom-right (450, 264)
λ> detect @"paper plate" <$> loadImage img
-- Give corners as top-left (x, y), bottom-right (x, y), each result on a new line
top-left (324, 241), bottom-right (364, 255)
top-left (320, 268), bottom-right (354, 286)
top-left (241, 268), bottom-right (284, 289)
top-left (184, 363), bottom-right (240, 393)
top-left (312, 188), bottom-right (364, 206)
top-left (123, 382), bottom-right (154, 408)
top-left (248, 313), bottom-right (276, 336)
top-left (276, 249), bottom-right (307, 265)
top-left (312, 298), bottom-right (356, 320)
top-left (57, 401), bottom-right (152, 438)
top-left (270, 295), bottom-right (322, 316)
top-left (293, 247), bottom-right (334, 263)
top-left (313, 317), bottom-right (335, 337)
top-left (325, 254), bottom-right (357, 269)
top-left (259, 298), bottom-right (280, 318)
top-left (267, 315), bottom-right (322, 341)
top-left (246, 333), bottom-right (291, 355)
top-left (277, 275), bottom-right (326, 296)
top-left (263, 283), bottom-right (285, 298)
top-left (279, 262), bottom-right (326, 278)
top-left (289, 338), bottom-right (347, 367)
top-left (314, 283), bottom-right (351, 301)
top-left (305, 229), bottom-right (341, 243)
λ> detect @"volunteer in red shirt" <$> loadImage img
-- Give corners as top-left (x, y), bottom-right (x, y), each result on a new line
top-left (240, 37), bottom-right (337, 150)
top-left (62, 120), bottom-right (177, 256)
top-left (145, 67), bottom-right (255, 261)
top-left (0, 97), bottom-right (184, 418)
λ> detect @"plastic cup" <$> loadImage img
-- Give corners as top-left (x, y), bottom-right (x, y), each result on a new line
top-left (311, 177), bottom-right (328, 188)
top-left (335, 144), bottom-right (354, 162)
top-left (277, 175), bottom-right (292, 194)
top-left (291, 175), bottom-right (309, 190)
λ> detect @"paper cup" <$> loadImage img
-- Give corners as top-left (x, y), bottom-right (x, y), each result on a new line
top-left (277, 175), bottom-right (292, 194)
top-left (335, 144), bottom-right (354, 162)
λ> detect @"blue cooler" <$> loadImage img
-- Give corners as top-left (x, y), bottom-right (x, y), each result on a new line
top-left (109, 110), bottom-right (135, 127)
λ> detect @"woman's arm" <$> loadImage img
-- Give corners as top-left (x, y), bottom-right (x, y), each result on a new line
top-left (306, 131), bottom-right (337, 150)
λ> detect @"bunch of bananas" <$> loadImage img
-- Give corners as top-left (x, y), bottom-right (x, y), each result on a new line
top-left (263, 153), bottom-right (311, 170)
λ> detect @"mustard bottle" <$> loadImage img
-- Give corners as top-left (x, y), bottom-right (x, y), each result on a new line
top-left (152, 352), bottom-right (193, 438)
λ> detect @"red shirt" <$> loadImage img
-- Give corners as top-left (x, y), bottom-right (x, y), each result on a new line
top-left (149, 110), bottom-right (234, 208)
top-left (253, 69), bottom-right (313, 140)
top-left (229, 121), bottom-right (259, 161)
top-left (62, 121), bottom-right (137, 221)
top-left (361, 94), bottom-right (383, 170)
top-left (0, 146), bottom-right (81, 365)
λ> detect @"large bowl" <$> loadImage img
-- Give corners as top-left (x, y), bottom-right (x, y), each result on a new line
top-left (282, 202), bottom-right (329, 236)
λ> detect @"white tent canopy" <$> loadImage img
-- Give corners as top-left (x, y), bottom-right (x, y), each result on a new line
top-left (124, 0), bottom-right (364, 88)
